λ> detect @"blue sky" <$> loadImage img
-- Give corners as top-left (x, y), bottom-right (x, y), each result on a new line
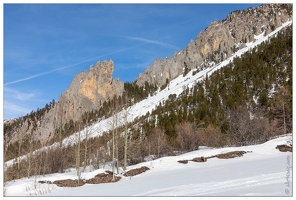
top-left (2, 3), bottom-right (262, 120)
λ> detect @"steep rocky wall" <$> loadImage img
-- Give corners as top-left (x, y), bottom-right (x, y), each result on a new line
top-left (10, 60), bottom-right (124, 144)
top-left (7, 4), bottom-right (292, 145)
top-left (55, 60), bottom-right (123, 122)
top-left (136, 4), bottom-right (292, 88)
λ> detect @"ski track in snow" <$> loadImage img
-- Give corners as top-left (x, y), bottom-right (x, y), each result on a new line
top-left (136, 172), bottom-right (286, 196)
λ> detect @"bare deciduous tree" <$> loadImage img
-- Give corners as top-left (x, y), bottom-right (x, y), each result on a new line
top-left (122, 106), bottom-right (134, 170)
top-left (270, 87), bottom-right (292, 134)
top-left (26, 133), bottom-right (35, 179)
top-left (147, 128), bottom-right (168, 158)
top-left (110, 111), bottom-right (118, 181)
top-left (197, 124), bottom-right (223, 147)
top-left (226, 105), bottom-right (274, 146)
top-left (226, 106), bottom-right (251, 146)
top-left (176, 122), bottom-right (199, 151)
top-left (74, 123), bottom-right (82, 185)
top-left (17, 132), bottom-right (23, 179)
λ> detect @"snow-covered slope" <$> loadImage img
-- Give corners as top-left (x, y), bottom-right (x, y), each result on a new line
top-left (64, 20), bottom-right (293, 143)
top-left (3, 19), bottom-right (293, 197)
top-left (4, 20), bottom-right (292, 169)
top-left (4, 134), bottom-right (292, 196)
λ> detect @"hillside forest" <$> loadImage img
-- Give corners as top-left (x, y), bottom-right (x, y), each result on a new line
top-left (3, 24), bottom-right (292, 182)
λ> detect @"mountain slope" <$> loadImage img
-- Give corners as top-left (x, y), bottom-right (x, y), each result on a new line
top-left (3, 4), bottom-right (292, 188)
top-left (51, 19), bottom-right (293, 144)
top-left (3, 4), bottom-right (292, 148)
top-left (4, 19), bottom-right (292, 169)
top-left (135, 4), bottom-right (292, 88)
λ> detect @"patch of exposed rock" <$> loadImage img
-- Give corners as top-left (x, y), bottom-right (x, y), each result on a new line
top-left (177, 151), bottom-right (251, 164)
top-left (38, 168), bottom-right (151, 188)
top-left (123, 166), bottom-right (150, 177)
top-left (178, 160), bottom-right (189, 164)
top-left (86, 171), bottom-right (121, 184)
top-left (39, 171), bottom-right (121, 187)
top-left (53, 60), bottom-right (124, 123)
top-left (136, 4), bottom-right (292, 88)
top-left (213, 151), bottom-right (247, 159)
top-left (192, 156), bottom-right (207, 162)
top-left (276, 144), bottom-right (292, 152)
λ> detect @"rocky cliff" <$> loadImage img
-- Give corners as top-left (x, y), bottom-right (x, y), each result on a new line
top-left (136, 4), bottom-right (292, 88)
top-left (6, 3), bottom-right (292, 145)
top-left (9, 60), bottom-right (124, 144)
top-left (54, 60), bottom-right (123, 123)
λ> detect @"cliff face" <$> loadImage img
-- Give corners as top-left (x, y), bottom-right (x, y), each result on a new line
top-left (136, 4), bottom-right (292, 88)
top-left (54, 60), bottom-right (123, 123)
top-left (10, 60), bottom-right (124, 144)
top-left (7, 3), bottom-right (292, 145)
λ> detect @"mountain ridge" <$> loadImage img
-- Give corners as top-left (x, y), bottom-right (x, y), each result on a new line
top-left (3, 4), bottom-right (292, 182)
top-left (135, 4), bottom-right (292, 88)
top-left (4, 18), bottom-right (292, 170)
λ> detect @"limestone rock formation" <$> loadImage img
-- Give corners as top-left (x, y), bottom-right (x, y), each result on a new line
top-left (54, 60), bottom-right (123, 123)
top-left (6, 3), bottom-right (292, 145)
top-left (136, 4), bottom-right (292, 88)
top-left (10, 60), bottom-right (124, 144)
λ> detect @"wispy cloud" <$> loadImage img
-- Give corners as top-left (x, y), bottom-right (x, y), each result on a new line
top-left (4, 101), bottom-right (32, 119)
top-left (4, 87), bottom-right (37, 101)
top-left (125, 36), bottom-right (180, 50)
top-left (4, 42), bottom-right (150, 86)
top-left (4, 56), bottom-right (106, 86)
top-left (3, 86), bottom-right (42, 119)
top-left (5, 35), bottom-right (179, 86)
top-left (4, 65), bottom-right (74, 86)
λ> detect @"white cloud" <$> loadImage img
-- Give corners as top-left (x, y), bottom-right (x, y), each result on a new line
top-left (4, 100), bottom-right (31, 119)
top-left (4, 87), bottom-right (36, 101)
top-left (3, 87), bottom-right (38, 119)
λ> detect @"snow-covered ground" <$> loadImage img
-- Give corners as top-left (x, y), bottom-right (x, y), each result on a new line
top-left (4, 134), bottom-right (293, 196)
top-left (4, 19), bottom-right (293, 169)
top-left (3, 20), bottom-right (293, 197)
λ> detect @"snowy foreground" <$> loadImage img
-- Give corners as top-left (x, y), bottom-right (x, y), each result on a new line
top-left (5, 134), bottom-right (293, 197)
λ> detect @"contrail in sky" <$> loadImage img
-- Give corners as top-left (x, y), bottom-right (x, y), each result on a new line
top-left (5, 35), bottom-right (180, 86)
top-left (5, 63), bottom-right (84, 86)
top-left (4, 43), bottom-right (147, 86)
top-left (125, 36), bottom-right (180, 50)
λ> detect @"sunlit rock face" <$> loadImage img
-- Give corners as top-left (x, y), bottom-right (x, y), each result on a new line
top-left (136, 4), bottom-right (292, 88)
top-left (22, 60), bottom-right (124, 144)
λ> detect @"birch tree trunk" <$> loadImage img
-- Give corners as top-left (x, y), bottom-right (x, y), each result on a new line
top-left (17, 133), bottom-right (23, 179)
top-left (112, 112), bottom-right (115, 181)
top-left (115, 114), bottom-right (119, 174)
top-left (76, 125), bottom-right (81, 185)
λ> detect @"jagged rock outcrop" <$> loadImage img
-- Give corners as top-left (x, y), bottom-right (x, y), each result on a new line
top-left (9, 60), bottom-right (124, 144)
top-left (136, 4), bottom-right (292, 88)
top-left (54, 60), bottom-right (123, 122)
top-left (6, 4), bottom-right (292, 145)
